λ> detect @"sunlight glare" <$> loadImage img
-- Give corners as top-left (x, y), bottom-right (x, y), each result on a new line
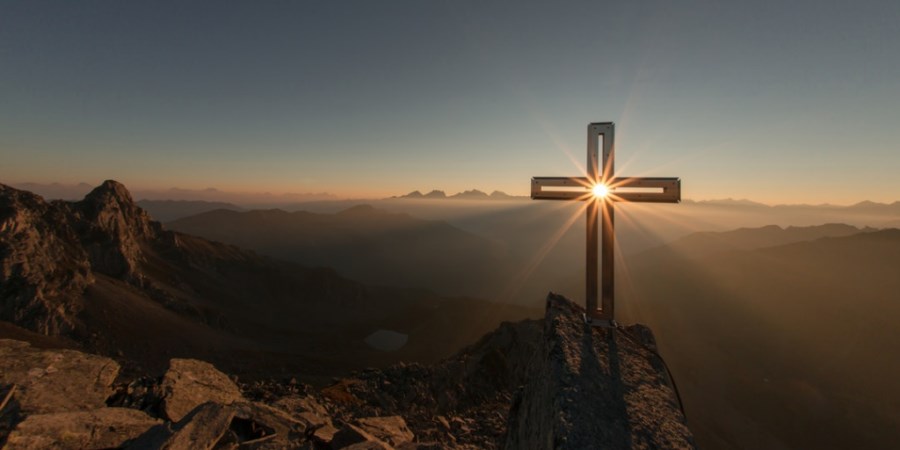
top-left (592, 184), bottom-right (610, 198)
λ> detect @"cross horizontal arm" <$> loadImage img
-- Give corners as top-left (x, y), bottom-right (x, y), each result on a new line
top-left (531, 177), bottom-right (592, 200)
top-left (531, 176), bottom-right (681, 203)
top-left (613, 177), bottom-right (681, 203)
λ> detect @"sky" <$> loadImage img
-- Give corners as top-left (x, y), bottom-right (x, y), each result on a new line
top-left (1, 0), bottom-right (898, 204)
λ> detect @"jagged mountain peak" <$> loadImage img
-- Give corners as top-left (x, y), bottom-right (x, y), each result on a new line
top-left (83, 179), bottom-right (133, 203)
top-left (78, 180), bottom-right (152, 230)
top-left (450, 189), bottom-right (488, 199)
top-left (72, 181), bottom-right (162, 280)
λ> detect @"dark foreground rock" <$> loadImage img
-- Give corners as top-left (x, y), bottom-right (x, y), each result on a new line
top-left (159, 358), bottom-right (244, 422)
top-left (5, 408), bottom-right (161, 450)
top-left (0, 339), bottom-right (119, 414)
top-left (0, 293), bottom-right (693, 449)
top-left (504, 293), bottom-right (695, 449)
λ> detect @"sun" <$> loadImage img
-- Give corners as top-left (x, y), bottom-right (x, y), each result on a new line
top-left (592, 184), bottom-right (610, 198)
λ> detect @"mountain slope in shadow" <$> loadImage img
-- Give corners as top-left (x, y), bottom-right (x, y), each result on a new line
top-left (166, 205), bottom-right (504, 297)
top-left (619, 228), bottom-right (900, 450)
top-left (136, 199), bottom-right (244, 222)
top-left (0, 181), bottom-right (538, 380)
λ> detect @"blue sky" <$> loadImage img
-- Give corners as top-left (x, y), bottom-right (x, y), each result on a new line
top-left (1, 1), bottom-right (898, 203)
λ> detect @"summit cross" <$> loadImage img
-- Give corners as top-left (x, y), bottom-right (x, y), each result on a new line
top-left (531, 122), bottom-right (681, 326)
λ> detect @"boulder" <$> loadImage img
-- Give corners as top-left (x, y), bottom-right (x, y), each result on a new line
top-left (356, 416), bottom-right (414, 447)
top-left (159, 358), bottom-right (243, 422)
top-left (4, 407), bottom-right (161, 450)
top-left (0, 339), bottom-right (119, 414)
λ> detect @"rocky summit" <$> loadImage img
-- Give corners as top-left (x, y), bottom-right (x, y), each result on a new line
top-left (0, 293), bottom-right (692, 449)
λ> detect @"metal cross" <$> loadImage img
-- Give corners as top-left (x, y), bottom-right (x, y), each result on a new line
top-left (531, 122), bottom-right (681, 326)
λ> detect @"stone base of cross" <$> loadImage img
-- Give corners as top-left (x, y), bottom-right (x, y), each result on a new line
top-left (531, 122), bottom-right (681, 327)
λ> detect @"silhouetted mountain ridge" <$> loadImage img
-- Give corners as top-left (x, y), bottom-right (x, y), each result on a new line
top-left (395, 189), bottom-right (523, 200)
top-left (136, 199), bottom-right (244, 222)
top-left (640, 223), bottom-right (878, 261)
top-left (167, 204), bottom-right (504, 296)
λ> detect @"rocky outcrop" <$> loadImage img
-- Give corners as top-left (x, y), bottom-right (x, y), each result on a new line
top-left (503, 293), bottom-right (695, 449)
top-left (0, 181), bottom-right (162, 335)
top-left (0, 186), bottom-right (93, 335)
top-left (72, 180), bottom-right (162, 280)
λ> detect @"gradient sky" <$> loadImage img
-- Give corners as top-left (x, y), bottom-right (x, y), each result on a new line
top-left (1, 1), bottom-right (898, 203)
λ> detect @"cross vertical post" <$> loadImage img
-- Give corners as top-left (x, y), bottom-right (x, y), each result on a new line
top-left (531, 121), bottom-right (681, 326)
top-left (585, 125), bottom-right (600, 317)
top-left (599, 123), bottom-right (615, 322)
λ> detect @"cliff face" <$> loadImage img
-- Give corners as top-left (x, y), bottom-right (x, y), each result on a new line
top-left (504, 293), bottom-right (695, 449)
top-left (0, 185), bottom-right (92, 335)
top-left (0, 181), bottom-right (161, 335)
top-left (71, 180), bottom-right (162, 280)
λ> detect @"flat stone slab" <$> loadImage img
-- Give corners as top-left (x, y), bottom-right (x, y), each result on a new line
top-left (0, 339), bottom-right (119, 414)
top-left (4, 407), bottom-right (161, 450)
top-left (159, 358), bottom-right (243, 422)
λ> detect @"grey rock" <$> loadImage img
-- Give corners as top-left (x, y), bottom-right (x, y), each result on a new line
top-left (159, 358), bottom-right (243, 422)
top-left (0, 339), bottom-right (119, 414)
top-left (0, 181), bottom-right (162, 335)
top-left (4, 407), bottom-right (161, 450)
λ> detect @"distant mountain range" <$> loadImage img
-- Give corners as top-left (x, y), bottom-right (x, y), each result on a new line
top-left (0, 181), bottom-right (537, 378)
top-left (394, 189), bottom-right (523, 200)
